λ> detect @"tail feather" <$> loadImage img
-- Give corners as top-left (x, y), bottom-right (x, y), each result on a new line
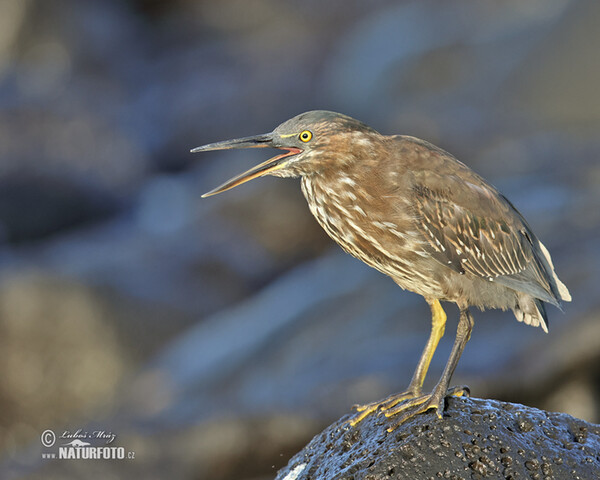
top-left (537, 241), bottom-right (571, 302)
top-left (513, 295), bottom-right (548, 333)
top-left (510, 238), bottom-right (568, 333)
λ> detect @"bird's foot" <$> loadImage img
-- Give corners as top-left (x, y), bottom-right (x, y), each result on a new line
top-left (384, 385), bottom-right (470, 432)
top-left (348, 389), bottom-right (422, 427)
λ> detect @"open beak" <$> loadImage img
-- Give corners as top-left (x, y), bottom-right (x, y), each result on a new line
top-left (191, 133), bottom-right (302, 197)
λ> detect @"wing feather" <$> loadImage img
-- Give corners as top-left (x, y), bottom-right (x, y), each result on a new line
top-left (388, 135), bottom-right (569, 305)
top-left (413, 183), bottom-right (560, 304)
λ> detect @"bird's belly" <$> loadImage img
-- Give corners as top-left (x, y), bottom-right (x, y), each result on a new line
top-left (301, 177), bottom-right (444, 298)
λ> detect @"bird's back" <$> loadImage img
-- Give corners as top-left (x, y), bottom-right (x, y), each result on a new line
top-left (300, 134), bottom-right (570, 329)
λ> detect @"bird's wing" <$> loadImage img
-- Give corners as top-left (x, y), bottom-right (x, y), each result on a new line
top-left (410, 167), bottom-right (561, 305)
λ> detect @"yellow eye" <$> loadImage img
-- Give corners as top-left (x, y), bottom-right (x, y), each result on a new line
top-left (299, 130), bottom-right (313, 142)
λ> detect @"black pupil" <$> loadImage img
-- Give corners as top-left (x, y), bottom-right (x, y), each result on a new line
top-left (302, 132), bottom-right (308, 139)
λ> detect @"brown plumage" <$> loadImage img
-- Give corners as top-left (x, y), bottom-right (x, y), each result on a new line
top-left (192, 110), bottom-right (571, 430)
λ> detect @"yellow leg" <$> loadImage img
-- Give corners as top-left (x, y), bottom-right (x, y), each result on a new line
top-left (404, 299), bottom-right (447, 394)
top-left (384, 308), bottom-right (474, 432)
top-left (349, 299), bottom-right (447, 426)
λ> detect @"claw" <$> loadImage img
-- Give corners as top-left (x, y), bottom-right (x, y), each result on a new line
top-left (450, 385), bottom-right (470, 398)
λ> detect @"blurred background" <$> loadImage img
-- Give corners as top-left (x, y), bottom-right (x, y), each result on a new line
top-left (0, 0), bottom-right (599, 478)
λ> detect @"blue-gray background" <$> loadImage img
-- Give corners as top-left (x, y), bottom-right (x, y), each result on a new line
top-left (1, 1), bottom-right (599, 479)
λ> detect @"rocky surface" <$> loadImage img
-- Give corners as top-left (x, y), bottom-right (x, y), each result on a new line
top-left (276, 397), bottom-right (600, 480)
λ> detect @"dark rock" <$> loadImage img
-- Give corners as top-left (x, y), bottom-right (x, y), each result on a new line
top-left (276, 397), bottom-right (600, 480)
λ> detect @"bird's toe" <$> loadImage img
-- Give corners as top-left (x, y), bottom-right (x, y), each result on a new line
top-left (383, 384), bottom-right (470, 431)
top-left (349, 389), bottom-right (422, 427)
top-left (385, 394), bottom-right (443, 432)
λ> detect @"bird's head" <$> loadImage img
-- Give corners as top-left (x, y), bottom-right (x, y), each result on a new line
top-left (192, 110), bottom-right (377, 197)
